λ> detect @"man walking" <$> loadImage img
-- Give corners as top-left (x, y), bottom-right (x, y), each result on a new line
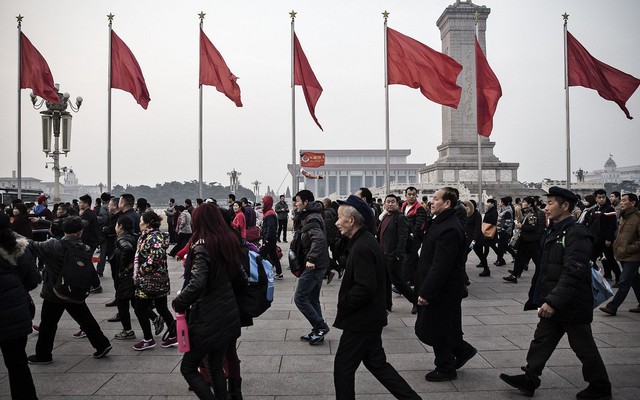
top-left (585, 189), bottom-right (621, 284)
top-left (377, 194), bottom-right (415, 312)
top-left (275, 195), bottom-right (289, 242)
top-left (415, 187), bottom-right (476, 382)
top-left (600, 193), bottom-right (640, 316)
top-left (400, 186), bottom-right (428, 287)
top-left (79, 194), bottom-right (102, 293)
top-left (27, 217), bottom-right (112, 364)
top-left (333, 195), bottom-right (421, 400)
top-left (500, 187), bottom-right (611, 400)
top-left (292, 190), bottom-right (331, 345)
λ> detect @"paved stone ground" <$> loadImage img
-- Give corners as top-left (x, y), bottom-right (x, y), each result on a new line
top-left (2, 243), bottom-right (640, 399)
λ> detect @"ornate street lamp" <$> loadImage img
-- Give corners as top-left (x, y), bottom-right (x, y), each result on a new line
top-left (31, 83), bottom-right (82, 202)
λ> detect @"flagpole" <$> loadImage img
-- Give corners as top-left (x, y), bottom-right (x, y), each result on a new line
top-left (563, 12), bottom-right (571, 190)
top-left (475, 12), bottom-right (483, 210)
top-left (198, 12), bottom-right (205, 199)
top-left (383, 11), bottom-right (390, 195)
top-left (107, 13), bottom-right (114, 193)
top-left (17, 15), bottom-right (23, 200)
top-left (290, 10), bottom-right (298, 196)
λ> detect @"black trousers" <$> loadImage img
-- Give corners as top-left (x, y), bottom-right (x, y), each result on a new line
top-left (334, 329), bottom-right (421, 400)
top-left (277, 219), bottom-right (288, 241)
top-left (169, 233), bottom-right (192, 257)
top-left (0, 335), bottom-right (39, 399)
top-left (386, 257), bottom-right (416, 310)
top-left (523, 317), bottom-right (611, 391)
top-left (260, 240), bottom-right (282, 275)
top-left (402, 239), bottom-right (421, 283)
top-left (36, 299), bottom-right (110, 360)
top-left (134, 297), bottom-right (175, 340)
top-left (512, 240), bottom-right (540, 277)
top-left (180, 341), bottom-right (230, 400)
top-left (592, 243), bottom-right (621, 281)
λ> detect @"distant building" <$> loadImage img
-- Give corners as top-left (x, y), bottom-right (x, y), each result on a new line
top-left (0, 169), bottom-right (101, 203)
top-left (583, 156), bottom-right (640, 184)
top-left (288, 149), bottom-right (425, 198)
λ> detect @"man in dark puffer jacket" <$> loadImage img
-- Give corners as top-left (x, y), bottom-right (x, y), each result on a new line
top-left (500, 187), bottom-right (611, 400)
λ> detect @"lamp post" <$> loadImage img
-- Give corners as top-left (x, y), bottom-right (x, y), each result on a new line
top-left (227, 169), bottom-right (241, 195)
top-left (252, 180), bottom-right (261, 204)
top-left (31, 83), bottom-right (82, 202)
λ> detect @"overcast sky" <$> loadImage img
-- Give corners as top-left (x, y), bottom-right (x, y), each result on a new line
top-left (1, 0), bottom-right (639, 195)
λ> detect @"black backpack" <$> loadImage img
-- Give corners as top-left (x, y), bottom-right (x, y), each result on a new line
top-left (53, 241), bottom-right (97, 304)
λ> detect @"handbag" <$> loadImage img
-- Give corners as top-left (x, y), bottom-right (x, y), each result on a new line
top-left (591, 265), bottom-right (614, 309)
top-left (481, 222), bottom-right (497, 239)
top-left (508, 228), bottom-right (521, 249)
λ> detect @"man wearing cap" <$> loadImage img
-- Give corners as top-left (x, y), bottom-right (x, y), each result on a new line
top-left (500, 186), bottom-right (611, 400)
top-left (26, 217), bottom-right (112, 364)
top-left (415, 187), bottom-right (476, 382)
top-left (333, 195), bottom-right (421, 400)
top-left (292, 190), bottom-right (331, 345)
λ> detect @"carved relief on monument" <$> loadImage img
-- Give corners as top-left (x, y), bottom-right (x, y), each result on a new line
top-left (463, 49), bottom-right (474, 124)
top-left (427, 171), bottom-right (437, 183)
top-left (459, 170), bottom-right (478, 181)
top-left (500, 170), bottom-right (513, 182)
top-left (482, 170), bottom-right (497, 181)
top-left (443, 170), bottom-right (455, 181)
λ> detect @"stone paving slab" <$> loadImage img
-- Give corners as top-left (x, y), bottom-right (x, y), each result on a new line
top-left (2, 249), bottom-right (639, 398)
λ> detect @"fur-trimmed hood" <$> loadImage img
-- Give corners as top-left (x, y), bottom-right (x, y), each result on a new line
top-left (0, 233), bottom-right (29, 266)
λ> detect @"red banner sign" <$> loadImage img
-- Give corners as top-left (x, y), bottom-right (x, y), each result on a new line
top-left (300, 151), bottom-right (325, 168)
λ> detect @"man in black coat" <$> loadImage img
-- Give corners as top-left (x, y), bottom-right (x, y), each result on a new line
top-left (500, 187), bottom-right (611, 400)
top-left (585, 189), bottom-right (621, 283)
top-left (377, 194), bottom-right (415, 312)
top-left (415, 187), bottom-right (477, 382)
top-left (333, 195), bottom-right (421, 400)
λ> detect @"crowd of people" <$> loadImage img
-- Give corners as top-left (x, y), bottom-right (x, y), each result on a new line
top-left (1, 183), bottom-right (637, 400)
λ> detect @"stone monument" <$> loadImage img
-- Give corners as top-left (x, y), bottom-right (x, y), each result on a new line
top-left (420, 0), bottom-right (521, 196)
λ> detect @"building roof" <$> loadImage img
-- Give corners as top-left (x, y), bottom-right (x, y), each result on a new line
top-left (301, 149), bottom-right (412, 156)
top-left (604, 156), bottom-right (617, 168)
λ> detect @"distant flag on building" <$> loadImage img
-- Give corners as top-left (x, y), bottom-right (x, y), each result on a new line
top-left (300, 151), bottom-right (325, 168)
top-left (475, 36), bottom-right (502, 137)
top-left (294, 34), bottom-right (323, 131)
top-left (200, 28), bottom-right (242, 107)
top-left (20, 33), bottom-right (59, 104)
top-left (386, 27), bottom-right (463, 109)
top-left (567, 31), bottom-right (640, 119)
top-left (111, 30), bottom-right (150, 109)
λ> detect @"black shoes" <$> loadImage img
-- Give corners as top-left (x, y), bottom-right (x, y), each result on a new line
top-left (27, 355), bottom-right (53, 365)
top-left (105, 299), bottom-right (117, 307)
top-left (90, 286), bottom-right (103, 294)
top-left (108, 313), bottom-right (121, 322)
top-left (576, 385), bottom-right (612, 400)
top-left (309, 328), bottom-right (329, 345)
top-left (499, 373), bottom-right (538, 397)
top-left (599, 306), bottom-right (616, 316)
top-left (93, 345), bottom-right (112, 359)
top-left (479, 269), bottom-right (490, 277)
top-left (494, 259), bottom-right (506, 266)
top-left (411, 304), bottom-right (418, 314)
top-left (503, 274), bottom-right (518, 283)
top-left (425, 369), bottom-right (457, 382)
top-left (455, 347), bottom-right (477, 369)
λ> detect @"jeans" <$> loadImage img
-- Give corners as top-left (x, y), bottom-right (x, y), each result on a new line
top-left (294, 266), bottom-right (329, 331)
top-left (36, 299), bottom-right (111, 360)
top-left (334, 329), bottom-right (421, 400)
top-left (0, 335), bottom-right (38, 399)
top-left (180, 342), bottom-right (230, 400)
top-left (606, 261), bottom-right (640, 311)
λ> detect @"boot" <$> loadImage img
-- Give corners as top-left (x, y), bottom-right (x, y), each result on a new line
top-left (479, 267), bottom-right (490, 277)
top-left (228, 377), bottom-right (243, 400)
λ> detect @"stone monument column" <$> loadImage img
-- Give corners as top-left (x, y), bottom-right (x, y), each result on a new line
top-left (421, 0), bottom-right (519, 190)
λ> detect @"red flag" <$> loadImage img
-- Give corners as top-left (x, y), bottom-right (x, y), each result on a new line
top-left (20, 33), bottom-right (59, 104)
top-left (200, 28), bottom-right (242, 107)
top-left (111, 30), bottom-right (150, 109)
top-left (475, 36), bottom-right (502, 137)
top-left (294, 34), bottom-right (323, 131)
top-left (387, 27), bottom-right (462, 109)
top-left (300, 151), bottom-right (325, 168)
top-left (567, 31), bottom-right (640, 119)
top-left (301, 168), bottom-right (324, 180)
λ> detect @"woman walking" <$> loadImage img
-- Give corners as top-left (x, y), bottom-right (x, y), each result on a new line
top-left (173, 203), bottom-right (242, 400)
top-left (0, 213), bottom-right (41, 399)
top-left (231, 201), bottom-right (247, 239)
top-left (132, 211), bottom-right (176, 350)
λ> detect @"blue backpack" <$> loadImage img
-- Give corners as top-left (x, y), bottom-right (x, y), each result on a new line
top-left (236, 248), bottom-right (274, 318)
